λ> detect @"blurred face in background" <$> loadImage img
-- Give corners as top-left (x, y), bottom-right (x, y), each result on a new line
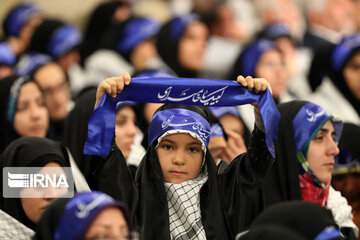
top-left (112, 4), bottom-right (131, 23)
top-left (130, 38), bottom-right (158, 71)
top-left (332, 172), bottom-right (360, 202)
top-left (343, 51), bottom-right (360, 100)
top-left (85, 207), bottom-right (129, 240)
top-left (20, 162), bottom-right (66, 224)
top-left (219, 114), bottom-right (245, 137)
top-left (323, 0), bottom-right (355, 34)
top-left (13, 82), bottom-right (49, 137)
top-left (274, 37), bottom-right (297, 77)
top-left (57, 49), bottom-right (81, 71)
top-left (115, 106), bottom-right (137, 159)
top-left (255, 49), bottom-right (288, 99)
top-left (178, 22), bottom-right (208, 71)
top-left (34, 63), bottom-right (70, 120)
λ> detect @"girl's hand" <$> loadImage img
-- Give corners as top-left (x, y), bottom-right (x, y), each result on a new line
top-left (236, 75), bottom-right (273, 114)
top-left (94, 72), bottom-right (131, 109)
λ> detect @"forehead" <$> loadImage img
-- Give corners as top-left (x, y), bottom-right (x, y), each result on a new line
top-left (320, 120), bottom-right (335, 131)
top-left (35, 63), bottom-right (66, 84)
top-left (161, 133), bottom-right (201, 144)
top-left (183, 21), bottom-right (207, 36)
top-left (18, 82), bottom-right (41, 100)
top-left (116, 106), bottom-right (135, 116)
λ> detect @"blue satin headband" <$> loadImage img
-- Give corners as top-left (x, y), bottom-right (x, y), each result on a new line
top-left (0, 42), bottom-right (16, 67)
top-left (54, 191), bottom-right (128, 240)
top-left (331, 33), bottom-right (360, 72)
top-left (117, 18), bottom-right (160, 55)
top-left (292, 102), bottom-right (343, 155)
top-left (5, 4), bottom-right (39, 37)
top-left (262, 23), bottom-right (292, 40)
top-left (47, 25), bottom-right (82, 59)
top-left (148, 108), bottom-right (211, 147)
top-left (170, 14), bottom-right (199, 43)
top-left (83, 77), bottom-right (280, 157)
top-left (240, 39), bottom-right (277, 77)
top-left (15, 52), bottom-right (52, 75)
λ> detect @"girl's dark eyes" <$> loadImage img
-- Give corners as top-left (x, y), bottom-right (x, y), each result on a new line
top-left (189, 147), bottom-right (201, 153)
top-left (162, 144), bottom-right (173, 150)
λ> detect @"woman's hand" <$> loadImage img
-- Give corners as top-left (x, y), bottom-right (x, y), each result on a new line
top-left (220, 129), bottom-right (247, 163)
top-left (236, 75), bottom-right (272, 114)
top-left (94, 72), bottom-right (131, 109)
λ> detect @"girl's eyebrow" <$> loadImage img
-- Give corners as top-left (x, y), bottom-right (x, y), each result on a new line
top-left (161, 139), bottom-right (175, 144)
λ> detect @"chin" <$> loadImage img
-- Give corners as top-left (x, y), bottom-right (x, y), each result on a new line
top-left (319, 176), bottom-right (332, 185)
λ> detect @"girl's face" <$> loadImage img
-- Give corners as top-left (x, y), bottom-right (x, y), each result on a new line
top-left (219, 114), bottom-right (245, 137)
top-left (13, 82), bottom-right (49, 137)
top-left (115, 106), bottom-right (137, 159)
top-left (85, 207), bottom-right (129, 240)
top-left (178, 22), bottom-right (208, 71)
top-left (307, 121), bottom-right (340, 184)
top-left (343, 51), bottom-right (360, 100)
top-left (156, 133), bottom-right (203, 184)
top-left (255, 49), bottom-right (287, 99)
top-left (130, 39), bottom-right (158, 70)
top-left (20, 162), bottom-right (65, 223)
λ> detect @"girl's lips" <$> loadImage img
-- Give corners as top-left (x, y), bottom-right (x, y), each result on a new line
top-left (170, 171), bottom-right (186, 176)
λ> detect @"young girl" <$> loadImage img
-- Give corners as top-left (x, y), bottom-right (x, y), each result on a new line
top-left (91, 73), bottom-right (275, 239)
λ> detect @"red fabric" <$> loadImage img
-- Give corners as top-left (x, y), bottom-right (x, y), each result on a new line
top-left (299, 173), bottom-right (330, 207)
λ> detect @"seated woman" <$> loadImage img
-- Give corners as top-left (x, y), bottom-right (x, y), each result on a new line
top-left (115, 101), bottom-right (145, 176)
top-left (0, 137), bottom-right (82, 239)
top-left (229, 38), bottom-right (294, 133)
top-left (89, 72), bottom-right (276, 239)
top-left (15, 52), bottom-right (73, 141)
top-left (156, 14), bottom-right (209, 78)
top-left (261, 100), bottom-right (358, 238)
top-left (307, 33), bottom-right (360, 125)
top-left (0, 75), bottom-right (50, 152)
top-left (33, 191), bottom-right (135, 240)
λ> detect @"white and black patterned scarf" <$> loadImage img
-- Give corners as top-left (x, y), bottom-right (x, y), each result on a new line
top-left (165, 173), bottom-right (208, 240)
